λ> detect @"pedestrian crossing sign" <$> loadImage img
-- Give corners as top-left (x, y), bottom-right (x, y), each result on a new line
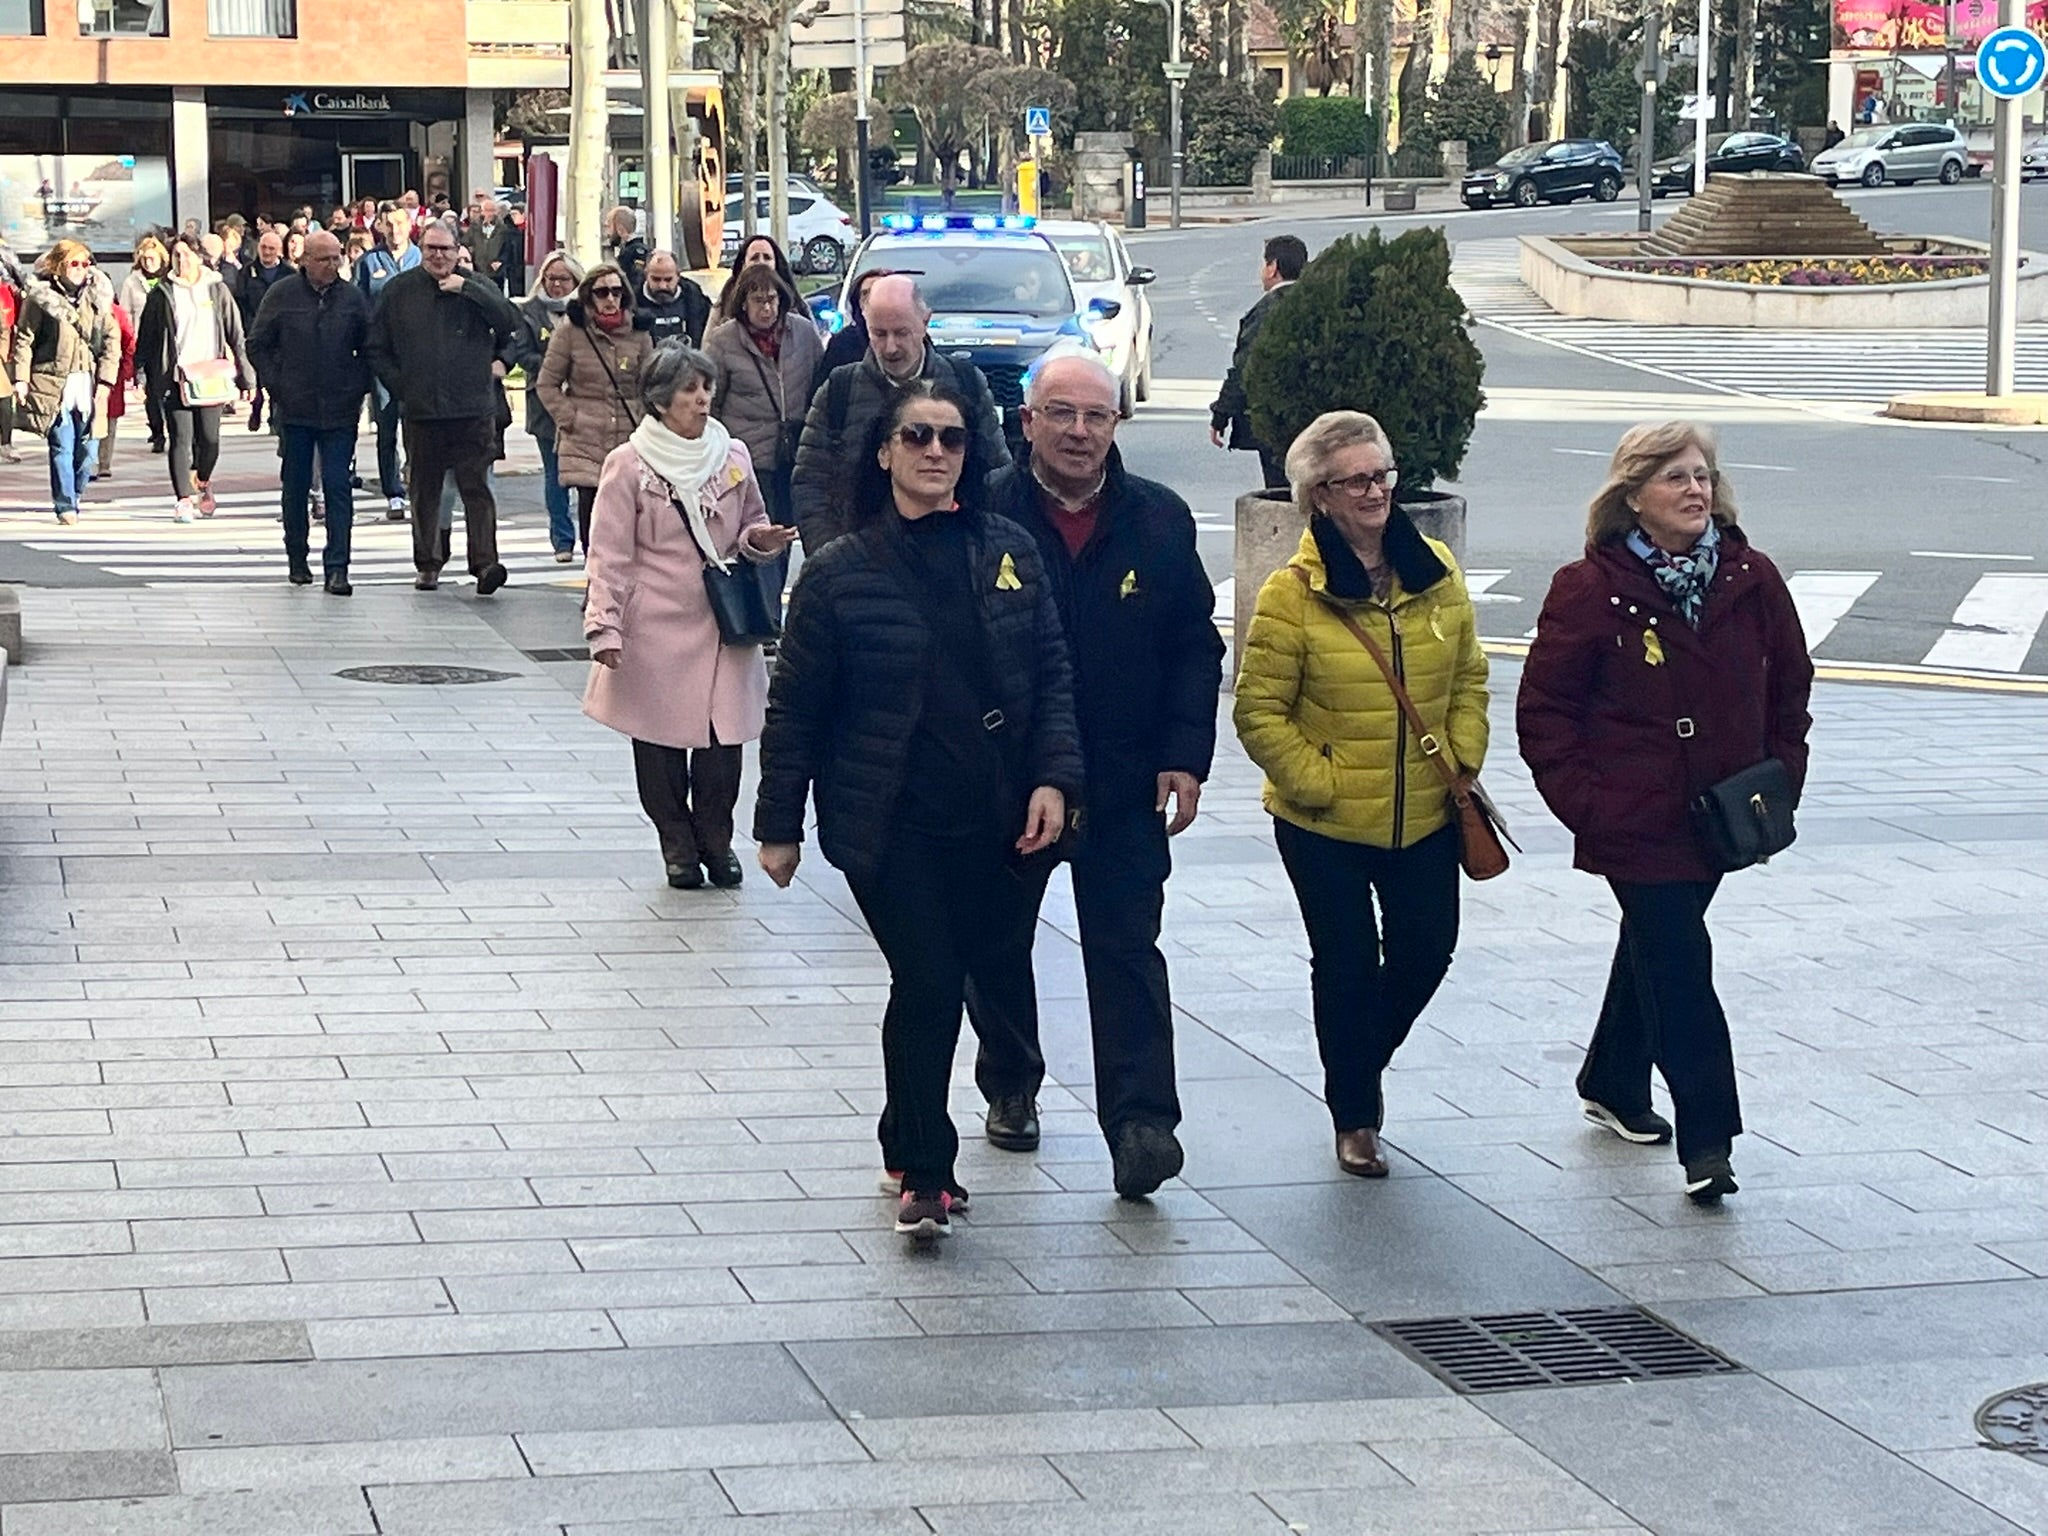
top-left (1026, 106), bottom-right (1052, 137)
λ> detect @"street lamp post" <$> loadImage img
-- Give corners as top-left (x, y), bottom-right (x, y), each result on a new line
top-left (1141, 0), bottom-right (1188, 230)
top-left (1693, 0), bottom-right (1710, 194)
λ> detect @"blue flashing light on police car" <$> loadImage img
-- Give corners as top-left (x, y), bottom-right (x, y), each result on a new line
top-left (879, 213), bottom-right (1039, 233)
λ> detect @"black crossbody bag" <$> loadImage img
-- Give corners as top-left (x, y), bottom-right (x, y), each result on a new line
top-left (1689, 757), bottom-right (1796, 873)
top-left (670, 492), bottom-right (780, 647)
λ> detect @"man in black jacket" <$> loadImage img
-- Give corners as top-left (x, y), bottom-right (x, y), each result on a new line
top-left (977, 353), bottom-right (1226, 1197)
top-left (1209, 233), bottom-right (1305, 489)
top-left (235, 230), bottom-right (293, 432)
top-left (365, 221), bottom-right (522, 594)
top-left (638, 250), bottom-right (711, 347)
top-left (249, 232), bottom-right (372, 595)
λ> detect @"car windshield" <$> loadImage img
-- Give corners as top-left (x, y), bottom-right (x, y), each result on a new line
top-left (1495, 144), bottom-right (1543, 166)
top-left (1050, 234), bottom-right (1115, 284)
top-left (856, 243), bottom-right (1073, 318)
top-left (1839, 127), bottom-right (1892, 149)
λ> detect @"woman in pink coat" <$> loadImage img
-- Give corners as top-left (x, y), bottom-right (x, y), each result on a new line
top-left (584, 344), bottom-right (799, 888)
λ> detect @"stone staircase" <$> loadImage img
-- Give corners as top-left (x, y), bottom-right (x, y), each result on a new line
top-left (1639, 172), bottom-right (1889, 258)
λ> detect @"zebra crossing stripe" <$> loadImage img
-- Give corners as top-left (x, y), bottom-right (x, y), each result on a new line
top-left (1785, 571), bottom-right (1882, 650)
top-left (1922, 575), bottom-right (2048, 673)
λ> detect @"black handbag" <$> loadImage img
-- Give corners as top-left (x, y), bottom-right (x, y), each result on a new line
top-left (1689, 757), bottom-right (1797, 872)
top-left (670, 495), bottom-right (780, 648)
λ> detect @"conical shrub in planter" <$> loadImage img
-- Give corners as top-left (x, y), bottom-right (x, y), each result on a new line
top-left (1230, 228), bottom-right (1486, 649)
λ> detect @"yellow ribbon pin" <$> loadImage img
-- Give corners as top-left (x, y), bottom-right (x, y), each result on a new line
top-left (995, 552), bottom-right (1023, 591)
top-left (1119, 569), bottom-right (1139, 599)
top-left (1643, 628), bottom-right (1665, 666)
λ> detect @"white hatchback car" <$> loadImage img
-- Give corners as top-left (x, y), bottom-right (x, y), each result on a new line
top-left (721, 188), bottom-right (857, 274)
top-left (1036, 219), bottom-right (1157, 414)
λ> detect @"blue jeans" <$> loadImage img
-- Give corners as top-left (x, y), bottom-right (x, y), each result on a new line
top-left (279, 423), bottom-right (357, 577)
top-left (536, 434), bottom-right (574, 554)
top-left (47, 407), bottom-right (97, 517)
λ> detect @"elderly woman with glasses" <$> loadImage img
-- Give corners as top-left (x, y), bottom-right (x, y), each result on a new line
top-left (583, 344), bottom-right (797, 890)
top-left (1517, 421), bottom-right (1811, 1206)
top-left (537, 262), bottom-right (654, 557)
top-left (753, 380), bottom-right (1084, 1243)
top-left (1233, 410), bottom-right (1490, 1180)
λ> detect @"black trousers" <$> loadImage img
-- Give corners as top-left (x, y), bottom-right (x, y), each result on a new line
top-left (576, 484), bottom-right (598, 557)
top-left (969, 806), bottom-right (1180, 1140)
top-left (631, 733), bottom-right (742, 866)
top-left (143, 390), bottom-right (166, 450)
top-left (1579, 878), bottom-right (1742, 1165)
top-left (165, 402), bottom-right (223, 499)
top-left (1273, 820), bottom-right (1460, 1131)
top-left (1256, 444), bottom-right (1288, 489)
top-left (404, 417), bottom-right (499, 576)
top-left (849, 827), bottom-right (1045, 1192)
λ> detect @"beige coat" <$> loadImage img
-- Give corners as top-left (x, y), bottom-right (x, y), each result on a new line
top-left (705, 313), bottom-right (824, 474)
top-left (9, 275), bottom-right (121, 437)
top-left (535, 305), bottom-right (654, 488)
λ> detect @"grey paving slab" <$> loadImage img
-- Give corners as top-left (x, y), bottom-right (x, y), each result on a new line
top-left (0, 1451), bottom-right (178, 1505)
top-left (715, 1455), bottom-right (1076, 1516)
top-left (0, 1369), bottom-right (168, 1454)
top-left (566, 1515), bottom-right (930, 1536)
top-left (1482, 1374), bottom-right (2030, 1536)
top-left (1767, 1354), bottom-right (2048, 1453)
top-left (175, 1435), bottom-right (529, 1490)
top-left (142, 1279), bottom-right (454, 1324)
top-left (1204, 1177), bottom-right (1620, 1320)
top-left (518, 1421), bottom-right (870, 1475)
top-left (1260, 1481), bottom-right (1644, 1534)
top-left (367, 1470), bottom-right (733, 1530)
top-left (306, 1308), bottom-right (623, 1358)
top-left (850, 1409), bottom-right (1194, 1460)
top-left (902, 1289), bottom-right (1213, 1336)
top-left (1909, 1448), bottom-right (2048, 1533)
top-left (160, 1346), bottom-right (831, 1446)
top-left (787, 1323), bottom-right (1446, 1418)
top-left (1659, 1278), bottom-right (2048, 1370)
top-left (1162, 1395), bottom-right (1507, 1448)
top-left (1052, 1441), bottom-right (1406, 1501)
top-left (1, 1489), bottom-right (380, 1536)
top-left (916, 1498), bottom-right (1294, 1535)
top-left (0, 1321), bottom-right (309, 1368)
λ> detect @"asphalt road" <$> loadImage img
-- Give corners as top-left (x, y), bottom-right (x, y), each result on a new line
top-left (1117, 179), bottom-right (2048, 675)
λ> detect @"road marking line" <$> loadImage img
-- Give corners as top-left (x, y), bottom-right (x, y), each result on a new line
top-left (1785, 570), bottom-right (1881, 650)
top-left (1921, 574), bottom-right (2048, 672)
top-left (1910, 550), bottom-right (2035, 561)
top-left (1724, 461), bottom-right (1796, 472)
top-left (1551, 447), bottom-right (1607, 456)
top-left (1934, 474), bottom-right (2018, 484)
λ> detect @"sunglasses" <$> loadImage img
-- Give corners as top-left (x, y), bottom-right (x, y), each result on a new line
top-left (590, 285), bottom-right (626, 298)
top-left (895, 423), bottom-right (969, 452)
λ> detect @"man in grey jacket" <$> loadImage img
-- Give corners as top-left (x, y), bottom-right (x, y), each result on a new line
top-left (365, 221), bottom-right (522, 594)
top-left (788, 275), bottom-right (1009, 554)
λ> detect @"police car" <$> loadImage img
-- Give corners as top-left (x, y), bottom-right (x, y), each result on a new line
top-left (819, 214), bottom-right (1116, 449)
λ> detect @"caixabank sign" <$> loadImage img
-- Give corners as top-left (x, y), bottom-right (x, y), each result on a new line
top-left (281, 91), bottom-right (395, 117)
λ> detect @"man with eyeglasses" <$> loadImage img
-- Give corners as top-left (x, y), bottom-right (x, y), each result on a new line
top-left (972, 352), bottom-right (1226, 1196)
top-left (365, 221), bottom-right (522, 594)
top-left (637, 250), bottom-right (711, 348)
top-left (790, 274), bottom-right (1009, 554)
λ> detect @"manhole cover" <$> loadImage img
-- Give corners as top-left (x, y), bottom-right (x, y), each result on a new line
top-left (1977, 1383), bottom-right (2048, 1461)
top-left (1372, 1307), bottom-right (1742, 1395)
top-left (335, 665), bottom-right (516, 686)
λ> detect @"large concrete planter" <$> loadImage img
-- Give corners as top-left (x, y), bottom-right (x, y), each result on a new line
top-left (1399, 489), bottom-right (1468, 566)
top-left (1232, 487), bottom-right (1299, 681)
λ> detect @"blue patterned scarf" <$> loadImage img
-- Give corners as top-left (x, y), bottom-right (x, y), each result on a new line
top-left (1628, 522), bottom-right (1720, 629)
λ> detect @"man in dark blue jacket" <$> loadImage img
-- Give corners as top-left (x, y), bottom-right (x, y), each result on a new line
top-left (975, 353), bottom-right (1226, 1198)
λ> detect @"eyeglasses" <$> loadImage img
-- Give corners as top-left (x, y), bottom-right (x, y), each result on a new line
top-left (1036, 402), bottom-right (1118, 431)
top-left (896, 423), bottom-right (969, 452)
top-left (590, 285), bottom-right (626, 298)
top-left (1322, 467), bottom-right (1399, 496)
top-left (1652, 467), bottom-right (1719, 490)
top-left (421, 243), bottom-right (457, 256)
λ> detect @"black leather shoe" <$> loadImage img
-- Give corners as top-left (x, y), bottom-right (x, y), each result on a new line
top-left (703, 850), bottom-right (744, 888)
top-left (1111, 1123), bottom-right (1185, 1199)
top-left (985, 1093), bottom-right (1040, 1152)
top-left (666, 861), bottom-right (704, 890)
top-left (324, 574), bottom-right (353, 596)
top-left (476, 562), bottom-right (508, 596)
top-left (288, 563), bottom-right (313, 586)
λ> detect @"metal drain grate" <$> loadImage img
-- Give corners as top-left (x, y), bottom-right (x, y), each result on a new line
top-left (1372, 1307), bottom-right (1742, 1394)
top-left (1977, 1383), bottom-right (2048, 1461)
top-left (520, 647), bottom-right (588, 663)
top-left (335, 665), bottom-right (516, 686)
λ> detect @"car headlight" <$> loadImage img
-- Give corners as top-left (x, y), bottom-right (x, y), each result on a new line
top-left (1493, 173), bottom-right (1509, 188)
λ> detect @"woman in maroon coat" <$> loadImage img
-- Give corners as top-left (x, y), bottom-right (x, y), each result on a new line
top-left (1517, 421), bottom-right (1812, 1205)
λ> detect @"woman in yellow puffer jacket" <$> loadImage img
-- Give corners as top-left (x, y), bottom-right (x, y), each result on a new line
top-left (1234, 410), bottom-right (1489, 1179)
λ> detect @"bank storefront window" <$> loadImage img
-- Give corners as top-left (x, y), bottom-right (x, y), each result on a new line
top-left (0, 92), bottom-right (173, 257)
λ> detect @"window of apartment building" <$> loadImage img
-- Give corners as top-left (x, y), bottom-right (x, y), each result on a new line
top-left (0, 0), bottom-right (46, 37)
top-left (209, 0), bottom-right (294, 37)
top-left (79, 0), bottom-right (166, 35)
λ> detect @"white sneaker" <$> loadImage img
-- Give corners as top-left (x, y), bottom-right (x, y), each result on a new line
top-left (173, 498), bottom-right (195, 524)
top-left (386, 496), bottom-right (408, 522)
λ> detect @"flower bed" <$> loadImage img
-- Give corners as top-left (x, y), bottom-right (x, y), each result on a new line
top-left (1593, 255), bottom-right (1994, 286)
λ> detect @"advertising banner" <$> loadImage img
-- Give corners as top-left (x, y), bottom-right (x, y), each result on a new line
top-left (1836, 0), bottom-right (2048, 53)
top-left (0, 154), bottom-right (175, 256)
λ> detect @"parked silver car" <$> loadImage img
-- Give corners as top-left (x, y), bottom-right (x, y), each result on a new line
top-left (1811, 122), bottom-right (1969, 188)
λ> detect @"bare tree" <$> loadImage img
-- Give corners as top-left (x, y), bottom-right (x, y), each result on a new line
top-left (969, 64), bottom-right (1076, 205)
top-left (1731, 0), bottom-right (1757, 129)
top-left (888, 40), bottom-right (1007, 204)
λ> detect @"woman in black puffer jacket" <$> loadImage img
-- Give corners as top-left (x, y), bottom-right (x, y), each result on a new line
top-left (753, 379), bottom-right (1084, 1243)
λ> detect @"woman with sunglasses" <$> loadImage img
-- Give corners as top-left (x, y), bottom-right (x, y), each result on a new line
top-left (754, 382), bottom-right (1084, 1242)
top-left (1233, 410), bottom-right (1490, 1180)
top-left (536, 262), bottom-right (654, 557)
top-left (11, 240), bottom-right (123, 525)
top-left (1518, 422), bottom-right (1811, 1205)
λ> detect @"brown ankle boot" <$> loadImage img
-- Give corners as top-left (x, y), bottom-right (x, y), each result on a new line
top-left (1335, 1128), bottom-right (1388, 1178)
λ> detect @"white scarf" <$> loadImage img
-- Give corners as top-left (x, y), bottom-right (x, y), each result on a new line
top-left (630, 413), bottom-right (734, 567)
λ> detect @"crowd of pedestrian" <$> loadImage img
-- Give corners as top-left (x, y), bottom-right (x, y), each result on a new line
top-left (0, 215), bottom-right (1819, 1247)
